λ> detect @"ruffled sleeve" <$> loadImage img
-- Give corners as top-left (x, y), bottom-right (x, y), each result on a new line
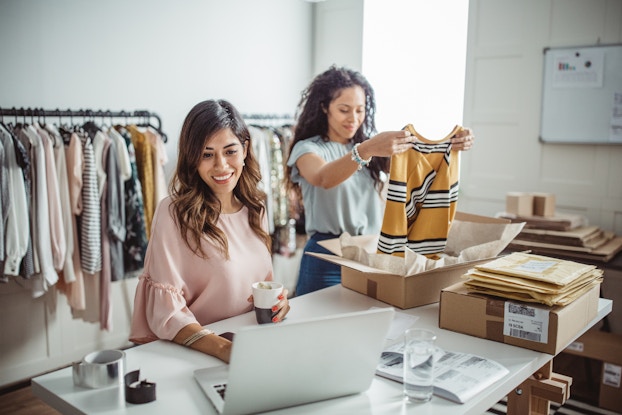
top-left (129, 197), bottom-right (198, 344)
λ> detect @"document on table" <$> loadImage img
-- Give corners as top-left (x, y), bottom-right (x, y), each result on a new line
top-left (376, 343), bottom-right (509, 404)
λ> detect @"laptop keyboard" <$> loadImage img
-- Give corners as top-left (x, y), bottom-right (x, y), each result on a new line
top-left (213, 383), bottom-right (227, 399)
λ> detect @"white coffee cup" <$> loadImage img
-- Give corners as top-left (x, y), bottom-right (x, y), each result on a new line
top-left (252, 281), bottom-right (283, 324)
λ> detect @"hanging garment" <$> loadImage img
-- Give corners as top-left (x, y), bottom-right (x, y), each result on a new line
top-left (0, 124), bottom-right (29, 278)
top-left (61, 132), bottom-right (86, 310)
top-left (100, 136), bottom-right (113, 331)
top-left (0, 131), bottom-right (5, 268)
top-left (115, 126), bottom-right (147, 274)
top-left (126, 125), bottom-right (156, 239)
top-left (377, 124), bottom-right (462, 258)
top-left (249, 126), bottom-right (274, 233)
top-left (11, 126), bottom-right (35, 279)
top-left (268, 128), bottom-right (288, 228)
top-left (144, 128), bottom-right (168, 206)
top-left (105, 137), bottom-right (125, 283)
top-left (79, 134), bottom-right (103, 274)
top-left (46, 125), bottom-right (85, 310)
top-left (36, 125), bottom-right (66, 272)
top-left (20, 125), bottom-right (58, 295)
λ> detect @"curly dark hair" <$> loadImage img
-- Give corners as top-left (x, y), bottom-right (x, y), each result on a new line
top-left (286, 65), bottom-right (390, 197)
top-left (169, 99), bottom-right (271, 259)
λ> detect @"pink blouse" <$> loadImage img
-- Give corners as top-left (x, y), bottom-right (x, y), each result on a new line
top-left (130, 196), bottom-right (273, 344)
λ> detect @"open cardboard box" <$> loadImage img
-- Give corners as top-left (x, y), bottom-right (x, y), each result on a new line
top-left (308, 212), bottom-right (521, 309)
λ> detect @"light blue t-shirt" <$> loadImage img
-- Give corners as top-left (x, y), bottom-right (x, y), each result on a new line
top-left (287, 136), bottom-right (384, 237)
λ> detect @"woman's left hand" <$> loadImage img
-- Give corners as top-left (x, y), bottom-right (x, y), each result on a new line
top-left (271, 288), bottom-right (290, 323)
top-left (247, 288), bottom-right (291, 323)
top-left (451, 127), bottom-right (475, 151)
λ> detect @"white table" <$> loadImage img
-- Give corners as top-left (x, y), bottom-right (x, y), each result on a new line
top-left (32, 285), bottom-right (612, 415)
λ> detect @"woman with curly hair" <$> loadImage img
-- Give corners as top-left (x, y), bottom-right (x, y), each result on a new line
top-left (286, 66), bottom-right (474, 296)
top-left (131, 99), bottom-right (290, 362)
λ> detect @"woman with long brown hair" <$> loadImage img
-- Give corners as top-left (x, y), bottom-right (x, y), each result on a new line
top-left (131, 99), bottom-right (289, 362)
top-left (286, 66), bottom-right (474, 296)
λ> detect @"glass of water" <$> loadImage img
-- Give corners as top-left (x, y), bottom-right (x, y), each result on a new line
top-left (403, 328), bottom-right (436, 402)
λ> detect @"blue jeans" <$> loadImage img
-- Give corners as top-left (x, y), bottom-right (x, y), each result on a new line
top-left (295, 233), bottom-right (341, 296)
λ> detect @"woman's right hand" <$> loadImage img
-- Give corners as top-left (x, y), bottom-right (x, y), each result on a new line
top-left (356, 130), bottom-right (415, 159)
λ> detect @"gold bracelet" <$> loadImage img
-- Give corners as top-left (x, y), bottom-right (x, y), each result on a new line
top-left (182, 329), bottom-right (212, 347)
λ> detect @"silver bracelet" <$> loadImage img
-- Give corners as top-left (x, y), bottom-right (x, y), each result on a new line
top-left (351, 143), bottom-right (372, 170)
top-left (182, 328), bottom-right (212, 347)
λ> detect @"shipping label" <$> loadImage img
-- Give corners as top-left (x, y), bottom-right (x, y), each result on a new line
top-left (503, 302), bottom-right (549, 344)
top-left (514, 260), bottom-right (557, 273)
top-left (603, 363), bottom-right (622, 388)
top-left (565, 341), bottom-right (584, 353)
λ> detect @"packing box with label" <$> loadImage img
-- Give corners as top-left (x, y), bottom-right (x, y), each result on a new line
top-left (308, 212), bottom-right (524, 309)
top-left (563, 329), bottom-right (622, 413)
top-left (439, 281), bottom-right (600, 354)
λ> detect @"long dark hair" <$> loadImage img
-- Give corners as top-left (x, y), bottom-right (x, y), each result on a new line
top-left (170, 99), bottom-right (270, 259)
top-left (286, 65), bottom-right (389, 196)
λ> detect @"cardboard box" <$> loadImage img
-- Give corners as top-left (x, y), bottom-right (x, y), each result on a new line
top-left (532, 192), bottom-right (556, 217)
top-left (562, 329), bottom-right (622, 413)
top-left (439, 282), bottom-right (600, 354)
top-left (601, 268), bottom-right (622, 334)
top-left (564, 329), bottom-right (622, 365)
top-left (599, 361), bottom-right (622, 413)
top-left (506, 192), bottom-right (534, 216)
top-left (309, 212), bottom-right (512, 309)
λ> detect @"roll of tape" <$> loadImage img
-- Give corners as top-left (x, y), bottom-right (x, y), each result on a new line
top-left (124, 370), bottom-right (156, 404)
top-left (72, 349), bottom-right (126, 389)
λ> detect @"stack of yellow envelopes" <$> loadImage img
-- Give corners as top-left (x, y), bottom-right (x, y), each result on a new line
top-left (462, 252), bottom-right (603, 306)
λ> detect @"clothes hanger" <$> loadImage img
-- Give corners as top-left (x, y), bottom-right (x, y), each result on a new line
top-left (81, 109), bottom-right (100, 139)
top-left (132, 111), bottom-right (168, 142)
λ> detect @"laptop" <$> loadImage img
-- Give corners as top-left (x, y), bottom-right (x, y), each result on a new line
top-left (194, 307), bottom-right (395, 415)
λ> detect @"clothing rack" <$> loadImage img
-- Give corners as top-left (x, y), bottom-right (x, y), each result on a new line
top-left (243, 113), bottom-right (294, 127)
top-left (0, 107), bottom-right (168, 142)
top-left (242, 113), bottom-right (293, 120)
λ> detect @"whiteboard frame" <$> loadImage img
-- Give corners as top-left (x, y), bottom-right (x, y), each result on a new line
top-left (539, 43), bottom-right (622, 145)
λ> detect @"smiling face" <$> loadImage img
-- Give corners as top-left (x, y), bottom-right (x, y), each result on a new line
top-left (197, 127), bottom-right (247, 207)
top-left (325, 85), bottom-right (366, 143)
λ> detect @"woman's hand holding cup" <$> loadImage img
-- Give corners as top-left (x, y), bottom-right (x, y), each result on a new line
top-left (249, 281), bottom-right (290, 324)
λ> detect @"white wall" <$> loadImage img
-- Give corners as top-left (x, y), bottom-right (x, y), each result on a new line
top-left (362, 0), bottom-right (469, 137)
top-left (0, 0), bottom-right (314, 388)
top-left (0, 0), bottom-right (313, 182)
top-left (460, 0), bottom-right (622, 234)
top-left (312, 0), bottom-right (364, 74)
top-left (362, 0), bottom-right (621, 235)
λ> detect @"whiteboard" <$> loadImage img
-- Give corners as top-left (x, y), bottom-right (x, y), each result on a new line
top-left (539, 44), bottom-right (622, 144)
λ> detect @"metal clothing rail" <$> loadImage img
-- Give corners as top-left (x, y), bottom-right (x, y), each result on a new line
top-left (0, 107), bottom-right (168, 142)
top-left (242, 113), bottom-right (294, 127)
top-left (242, 113), bottom-right (293, 120)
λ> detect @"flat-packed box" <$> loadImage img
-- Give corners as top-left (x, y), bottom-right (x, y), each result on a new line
top-left (309, 212), bottom-right (522, 309)
top-left (439, 281), bottom-right (600, 354)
